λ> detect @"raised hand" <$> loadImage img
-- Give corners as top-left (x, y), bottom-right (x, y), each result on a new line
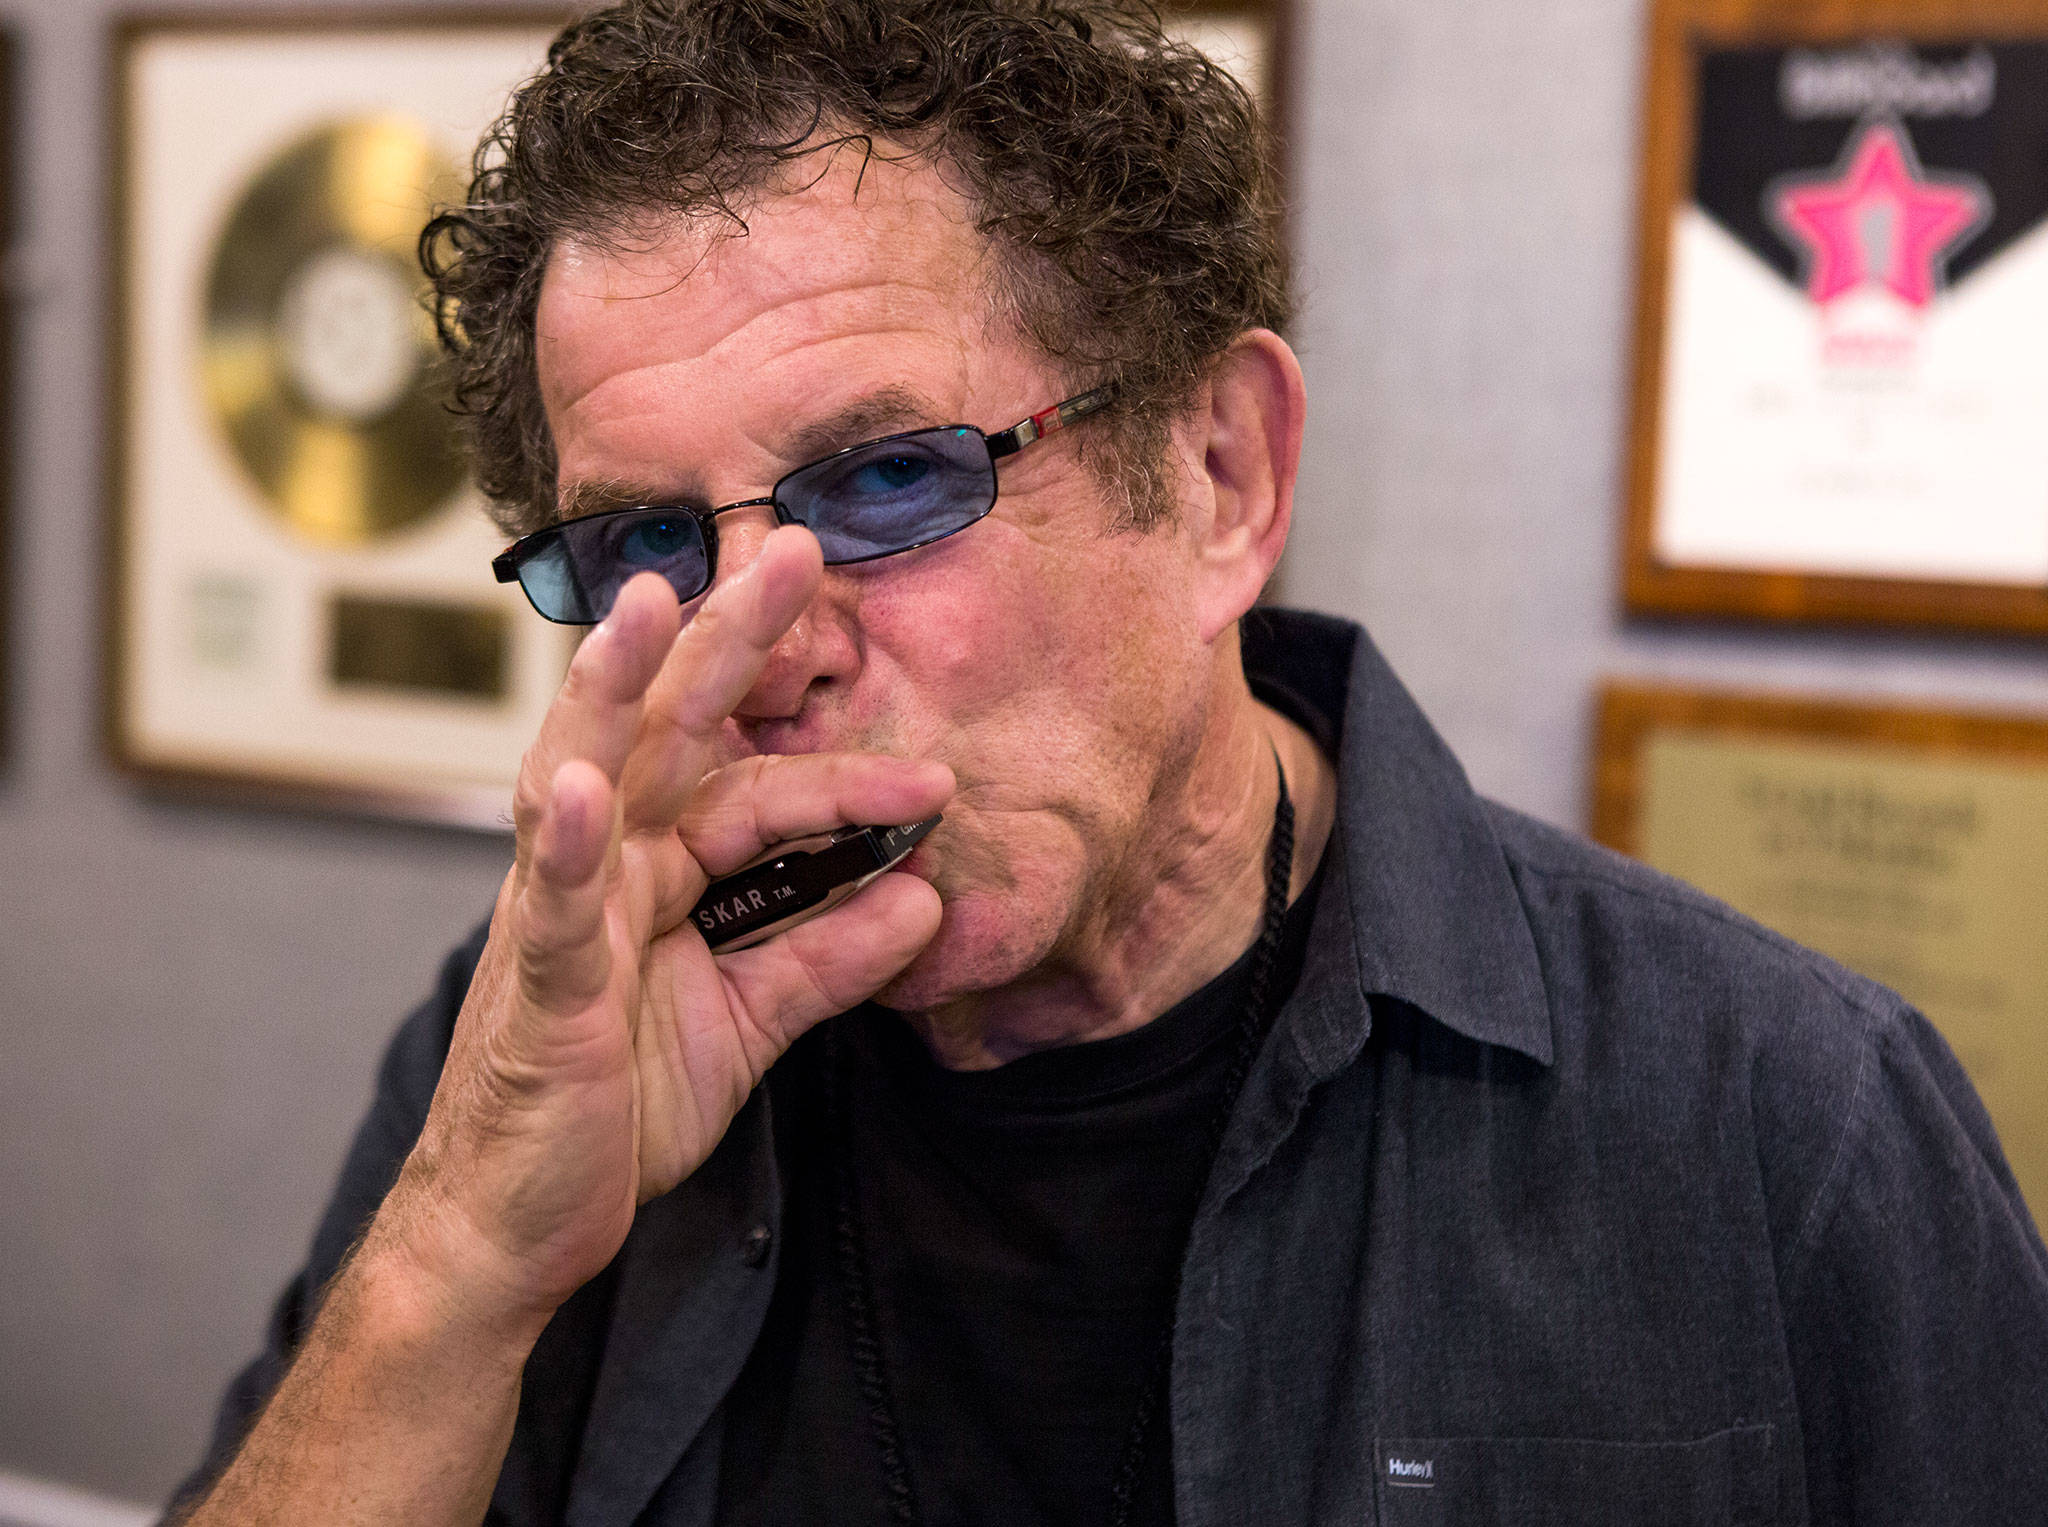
top-left (377, 526), bottom-right (950, 1329)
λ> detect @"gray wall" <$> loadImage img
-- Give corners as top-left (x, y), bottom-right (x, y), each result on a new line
top-left (2, 0), bottom-right (2045, 1507)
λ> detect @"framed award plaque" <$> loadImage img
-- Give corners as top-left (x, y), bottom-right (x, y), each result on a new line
top-left (1592, 682), bottom-right (2048, 1218)
top-left (108, 11), bottom-right (572, 828)
top-left (1625, 0), bottom-right (2048, 633)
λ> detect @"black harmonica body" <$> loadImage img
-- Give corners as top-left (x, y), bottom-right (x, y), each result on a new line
top-left (689, 815), bottom-right (941, 953)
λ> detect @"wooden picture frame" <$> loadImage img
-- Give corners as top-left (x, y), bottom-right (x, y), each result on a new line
top-left (0, 27), bottom-right (14, 766)
top-left (106, 9), bottom-right (575, 829)
top-left (1591, 680), bottom-right (2048, 1215)
top-left (1591, 679), bottom-right (2048, 853)
top-left (1623, 0), bottom-right (2048, 634)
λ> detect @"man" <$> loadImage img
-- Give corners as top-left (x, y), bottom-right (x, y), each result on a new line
top-left (171, 1), bottom-right (2048, 1523)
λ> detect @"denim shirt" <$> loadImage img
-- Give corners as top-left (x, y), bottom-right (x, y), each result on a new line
top-left (175, 609), bottom-right (2048, 1526)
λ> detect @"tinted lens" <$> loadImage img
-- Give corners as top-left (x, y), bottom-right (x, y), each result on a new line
top-left (513, 508), bottom-right (711, 624)
top-left (778, 427), bottom-right (996, 563)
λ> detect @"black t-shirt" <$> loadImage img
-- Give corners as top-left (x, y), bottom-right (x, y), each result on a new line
top-left (715, 864), bottom-right (1324, 1527)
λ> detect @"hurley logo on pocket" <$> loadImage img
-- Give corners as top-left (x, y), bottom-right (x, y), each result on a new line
top-left (1386, 1457), bottom-right (1435, 1487)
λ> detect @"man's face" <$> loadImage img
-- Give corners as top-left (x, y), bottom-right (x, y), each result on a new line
top-left (535, 149), bottom-right (1214, 1009)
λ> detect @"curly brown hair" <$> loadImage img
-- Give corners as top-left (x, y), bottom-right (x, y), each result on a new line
top-left (420, 0), bottom-right (1290, 535)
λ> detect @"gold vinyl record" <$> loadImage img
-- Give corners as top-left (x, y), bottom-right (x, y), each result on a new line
top-left (201, 116), bottom-right (466, 545)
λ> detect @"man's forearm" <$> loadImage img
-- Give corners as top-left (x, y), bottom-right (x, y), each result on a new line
top-left (177, 1229), bottom-right (546, 1527)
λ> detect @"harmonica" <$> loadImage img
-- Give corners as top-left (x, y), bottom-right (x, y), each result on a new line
top-left (689, 815), bottom-right (941, 953)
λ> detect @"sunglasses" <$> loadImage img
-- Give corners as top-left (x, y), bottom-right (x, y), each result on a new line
top-left (492, 388), bottom-right (1112, 624)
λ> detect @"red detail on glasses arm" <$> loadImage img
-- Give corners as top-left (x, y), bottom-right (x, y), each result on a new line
top-left (1030, 404), bottom-right (1065, 437)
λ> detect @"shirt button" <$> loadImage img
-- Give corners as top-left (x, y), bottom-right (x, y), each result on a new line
top-left (741, 1224), bottom-right (773, 1268)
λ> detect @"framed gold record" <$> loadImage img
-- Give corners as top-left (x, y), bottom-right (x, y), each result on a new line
top-left (108, 11), bottom-right (573, 827)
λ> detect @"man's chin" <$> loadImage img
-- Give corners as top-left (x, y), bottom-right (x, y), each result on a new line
top-left (868, 896), bottom-right (1049, 1015)
top-left (870, 939), bottom-right (994, 1015)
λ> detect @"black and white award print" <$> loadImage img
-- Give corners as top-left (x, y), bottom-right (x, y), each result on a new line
top-left (1655, 41), bottom-right (2048, 582)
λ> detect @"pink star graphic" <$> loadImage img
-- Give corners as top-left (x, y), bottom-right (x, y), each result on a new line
top-left (1773, 122), bottom-right (1988, 309)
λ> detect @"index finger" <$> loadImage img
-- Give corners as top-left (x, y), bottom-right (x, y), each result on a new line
top-left (511, 571), bottom-right (681, 861)
top-left (620, 525), bottom-right (823, 832)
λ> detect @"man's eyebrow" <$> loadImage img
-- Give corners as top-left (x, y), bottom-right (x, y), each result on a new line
top-left (556, 478), bottom-right (683, 522)
top-left (778, 385), bottom-right (950, 465)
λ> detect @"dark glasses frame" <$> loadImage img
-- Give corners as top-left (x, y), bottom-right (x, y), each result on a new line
top-left (492, 387), bottom-right (1113, 623)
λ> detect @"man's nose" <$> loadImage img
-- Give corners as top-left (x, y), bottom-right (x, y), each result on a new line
top-left (711, 509), bottom-right (859, 722)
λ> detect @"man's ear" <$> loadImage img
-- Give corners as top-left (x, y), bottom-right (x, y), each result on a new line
top-left (1188, 329), bottom-right (1306, 644)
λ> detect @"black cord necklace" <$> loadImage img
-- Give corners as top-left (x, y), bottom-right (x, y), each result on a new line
top-left (825, 760), bottom-right (1297, 1527)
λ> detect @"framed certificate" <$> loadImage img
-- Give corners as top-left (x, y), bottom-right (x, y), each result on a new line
top-left (107, 11), bottom-right (573, 829)
top-left (1593, 682), bottom-right (2048, 1218)
top-left (1624, 0), bottom-right (2048, 633)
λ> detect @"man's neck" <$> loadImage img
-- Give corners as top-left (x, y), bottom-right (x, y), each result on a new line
top-left (902, 649), bottom-right (1338, 1071)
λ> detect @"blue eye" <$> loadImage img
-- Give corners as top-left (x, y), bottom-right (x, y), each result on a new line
top-left (617, 516), bottom-right (697, 566)
top-left (776, 425), bottom-right (995, 564)
top-left (849, 455), bottom-right (932, 495)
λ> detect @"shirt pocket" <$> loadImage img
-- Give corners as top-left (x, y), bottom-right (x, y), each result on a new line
top-left (1371, 1425), bottom-right (1774, 1526)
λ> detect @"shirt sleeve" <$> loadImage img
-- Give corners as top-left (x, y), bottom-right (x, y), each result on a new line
top-left (1784, 1002), bottom-right (2048, 1525)
top-left (160, 920), bottom-right (489, 1521)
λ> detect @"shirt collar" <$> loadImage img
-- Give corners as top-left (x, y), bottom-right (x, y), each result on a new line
top-left (1242, 607), bottom-right (1554, 1070)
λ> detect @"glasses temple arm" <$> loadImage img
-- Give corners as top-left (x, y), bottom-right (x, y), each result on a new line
top-left (984, 387), bottom-right (1114, 460)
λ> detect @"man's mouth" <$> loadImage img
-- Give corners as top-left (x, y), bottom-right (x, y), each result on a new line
top-left (900, 840), bottom-right (939, 881)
